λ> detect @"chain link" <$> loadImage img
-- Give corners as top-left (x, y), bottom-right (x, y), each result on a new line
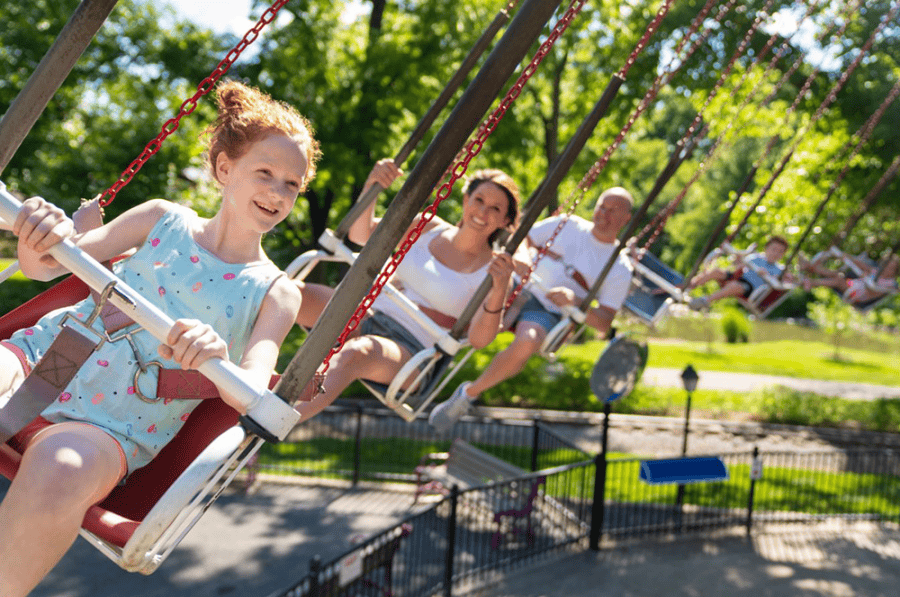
top-left (98, 0), bottom-right (291, 207)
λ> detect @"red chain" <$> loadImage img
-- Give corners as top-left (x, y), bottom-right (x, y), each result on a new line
top-left (98, 0), bottom-right (291, 207)
top-left (728, 0), bottom-right (900, 243)
top-left (317, 0), bottom-right (587, 378)
top-left (635, 0), bottom-right (785, 249)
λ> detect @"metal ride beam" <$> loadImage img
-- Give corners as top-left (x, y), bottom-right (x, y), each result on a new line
top-left (448, 76), bottom-right (625, 340)
top-left (0, 0), bottom-right (120, 174)
top-left (333, 6), bottom-right (515, 241)
top-left (276, 0), bottom-right (563, 404)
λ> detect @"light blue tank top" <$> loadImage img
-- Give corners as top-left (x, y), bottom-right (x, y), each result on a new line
top-left (6, 205), bottom-right (283, 471)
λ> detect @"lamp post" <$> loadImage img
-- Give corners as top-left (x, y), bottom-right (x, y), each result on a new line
top-left (680, 365), bottom-right (699, 457)
top-left (676, 364), bottom-right (699, 532)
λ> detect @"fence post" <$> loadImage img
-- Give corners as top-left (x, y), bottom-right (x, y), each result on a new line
top-left (589, 402), bottom-right (612, 551)
top-left (530, 420), bottom-right (540, 472)
top-left (746, 446), bottom-right (759, 535)
top-left (309, 555), bottom-right (321, 596)
top-left (352, 402), bottom-right (363, 486)
top-left (444, 485), bottom-right (460, 597)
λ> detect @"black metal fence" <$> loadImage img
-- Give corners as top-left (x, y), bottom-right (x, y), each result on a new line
top-left (264, 405), bottom-right (900, 597)
top-left (253, 402), bottom-right (592, 485)
top-left (268, 460), bottom-right (594, 597)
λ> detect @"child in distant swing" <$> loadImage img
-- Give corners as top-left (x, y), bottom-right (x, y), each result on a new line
top-left (687, 235), bottom-right (795, 311)
top-left (800, 252), bottom-right (899, 304)
top-left (0, 80), bottom-right (319, 597)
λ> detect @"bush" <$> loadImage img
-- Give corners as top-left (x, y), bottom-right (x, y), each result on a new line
top-left (720, 306), bottom-right (750, 343)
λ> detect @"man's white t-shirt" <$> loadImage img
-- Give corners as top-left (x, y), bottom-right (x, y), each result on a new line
top-left (527, 215), bottom-right (633, 314)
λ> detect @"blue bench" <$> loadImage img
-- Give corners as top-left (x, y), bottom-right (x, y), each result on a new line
top-left (639, 456), bottom-right (728, 485)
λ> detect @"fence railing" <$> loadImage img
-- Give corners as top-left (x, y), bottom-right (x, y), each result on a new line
top-left (264, 405), bottom-right (900, 596)
top-left (268, 460), bottom-right (594, 597)
top-left (253, 402), bottom-right (592, 485)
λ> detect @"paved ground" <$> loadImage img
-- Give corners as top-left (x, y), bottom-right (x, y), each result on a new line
top-left (641, 367), bottom-right (900, 400)
top-left (475, 520), bottom-right (900, 597)
top-left (14, 479), bottom-right (429, 597)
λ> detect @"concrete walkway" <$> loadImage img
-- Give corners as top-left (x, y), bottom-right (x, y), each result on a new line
top-left (476, 520), bottom-right (900, 597)
top-left (641, 367), bottom-right (900, 400)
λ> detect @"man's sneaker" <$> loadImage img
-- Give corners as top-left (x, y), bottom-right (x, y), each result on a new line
top-left (429, 382), bottom-right (475, 432)
top-left (688, 296), bottom-right (710, 312)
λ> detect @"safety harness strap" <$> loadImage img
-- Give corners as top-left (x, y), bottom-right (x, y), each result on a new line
top-left (0, 324), bottom-right (99, 443)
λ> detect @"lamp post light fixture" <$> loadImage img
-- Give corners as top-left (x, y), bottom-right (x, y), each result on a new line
top-left (680, 364), bottom-right (699, 456)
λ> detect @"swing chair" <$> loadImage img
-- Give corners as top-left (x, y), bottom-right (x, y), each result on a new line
top-left (285, 242), bottom-right (476, 422)
top-left (803, 246), bottom-right (899, 312)
top-left (623, 250), bottom-right (685, 326)
top-left (697, 241), bottom-right (794, 318)
top-left (0, 183), bottom-right (292, 574)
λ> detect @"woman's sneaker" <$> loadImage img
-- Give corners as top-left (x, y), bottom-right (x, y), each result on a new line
top-left (429, 382), bottom-right (475, 432)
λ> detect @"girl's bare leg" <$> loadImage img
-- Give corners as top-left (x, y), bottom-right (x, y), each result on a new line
top-left (0, 423), bottom-right (124, 597)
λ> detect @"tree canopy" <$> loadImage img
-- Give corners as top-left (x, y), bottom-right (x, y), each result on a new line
top-left (1, 0), bottom-right (898, 316)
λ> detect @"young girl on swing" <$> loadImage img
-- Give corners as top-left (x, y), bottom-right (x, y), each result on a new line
top-left (0, 80), bottom-right (319, 597)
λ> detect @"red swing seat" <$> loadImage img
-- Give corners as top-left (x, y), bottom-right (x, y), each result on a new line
top-left (0, 275), bottom-right (263, 574)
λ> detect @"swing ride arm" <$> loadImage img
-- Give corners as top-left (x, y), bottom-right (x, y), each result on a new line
top-left (0, 181), bottom-right (301, 443)
top-left (0, 0), bottom-right (120, 174)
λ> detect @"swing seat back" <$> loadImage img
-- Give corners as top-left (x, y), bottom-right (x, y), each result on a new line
top-left (740, 284), bottom-right (790, 319)
top-left (624, 252), bottom-right (685, 326)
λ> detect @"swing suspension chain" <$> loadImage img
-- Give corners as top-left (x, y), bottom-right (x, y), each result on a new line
top-left (831, 153), bottom-right (900, 247)
top-left (97, 0), bottom-right (291, 207)
top-left (819, 74), bottom-right (900, 186)
top-left (638, 0), bottom-right (840, 250)
top-left (746, 0), bottom-right (862, 174)
top-left (727, 0), bottom-right (900, 244)
top-left (634, 0), bottom-right (788, 250)
top-left (616, 0), bottom-right (682, 79)
top-left (317, 0), bottom-right (588, 379)
top-left (683, 0), bottom-right (863, 281)
top-left (503, 0), bottom-right (680, 310)
top-left (784, 79), bottom-right (900, 273)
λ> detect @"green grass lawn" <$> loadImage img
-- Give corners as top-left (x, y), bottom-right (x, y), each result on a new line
top-left (562, 338), bottom-right (900, 387)
top-left (642, 340), bottom-right (900, 386)
top-left (256, 437), bottom-right (594, 481)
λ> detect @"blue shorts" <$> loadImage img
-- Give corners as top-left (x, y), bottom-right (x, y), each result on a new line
top-left (514, 292), bottom-right (563, 333)
top-left (360, 311), bottom-right (427, 360)
top-left (359, 312), bottom-right (437, 389)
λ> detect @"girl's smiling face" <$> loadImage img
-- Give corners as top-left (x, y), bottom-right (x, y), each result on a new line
top-left (216, 132), bottom-right (309, 232)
